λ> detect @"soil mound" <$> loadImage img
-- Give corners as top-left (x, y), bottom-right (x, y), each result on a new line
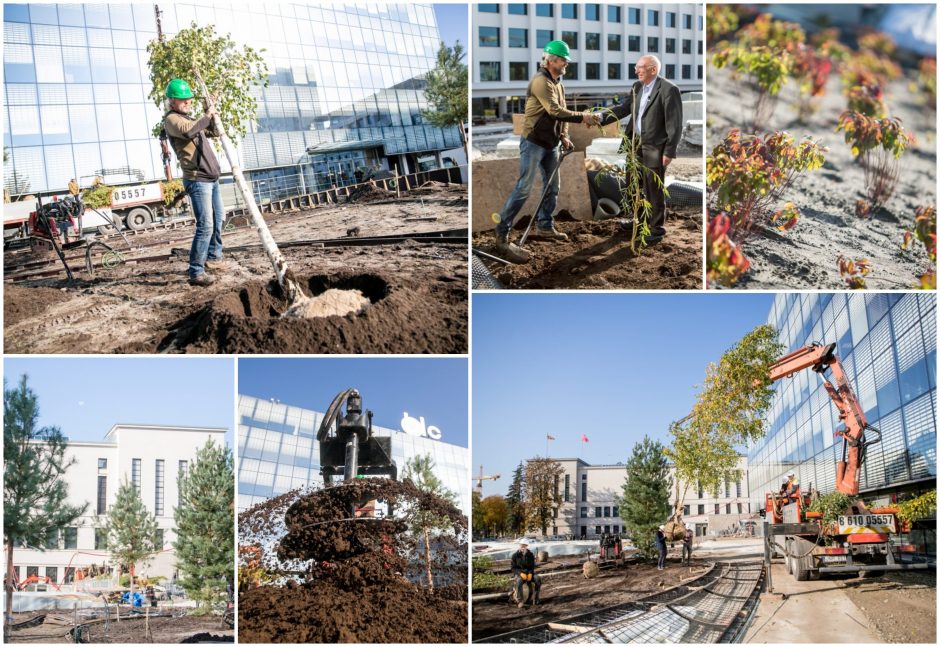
top-left (152, 270), bottom-right (466, 353)
top-left (238, 479), bottom-right (468, 643)
top-left (180, 633), bottom-right (235, 643)
top-left (4, 285), bottom-right (70, 326)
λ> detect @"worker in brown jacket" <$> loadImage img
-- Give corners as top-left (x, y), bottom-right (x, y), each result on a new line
top-left (493, 40), bottom-right (599, 263)
top-left (162, 78), bottom-right (224, 286)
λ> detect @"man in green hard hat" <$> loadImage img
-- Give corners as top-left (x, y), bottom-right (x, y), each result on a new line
top-left (493, 40), bottom-right (600, 264)
top-left (162, 78), bottom-right (224, 287)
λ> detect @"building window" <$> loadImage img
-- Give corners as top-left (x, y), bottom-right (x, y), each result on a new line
top-left (665, 64), bottom-right (675, 79)
top-left (608, 6), bottom-right (621, 22)
top-left (155, 459), bottom-right (165, 516)
top-left (612, 505), bottom-right (619, 518)
top-left (726, 503), bottom-right (732, 514)
top-left (648, 9), bottom-right (659, 26)
top-left (737, 503), bottom-right (743, 514)
top-left (178, 460), bottom-right (188, 507)
top-left (586, 63), bottom-right (600, 80)
top-left (562, 31), bottom-right (577, 50)
top-left (566, 62), bottom-right (579, 80)
top-left (64, 528), bottom-right (77, 550)
top-left (699, 40), bottom-right (703, 55)
top-left (608, 63), bottom-right (621, 80)
top-left (564, 474), bottom-right (570, 503)
top-left (648, 37), bottom-right (659, 53)
top-left (608, 34), bottom-right (622, 51)
top-left (536, 4), bottom-right (553, 18)
top-left (714, 503), bottom-right (720, 515)
top-left (684, 13), bottom-right (693, 29)
top-left (98, 458), bottom-right (107, 469)
top-left (667, 12), bottom-right (676, 28)
top-left (628, 35), bottom-right (640, 52)
top-left (595, 525), bottom-right (602, 535)
top-left (44, 529), bottom-right (58, 550)
top-left (682, 39), bottom-right (692, 55)
top-left (94, 529), bottom-right (107, 550)
top-left (613, 525), bottom-right (620, 534)
top-left (97, 475), bottom-right (107, 514)
top-left (154, 528), bottom-right (164, 550)
top-left (479, 62), bottom-right (501, 82)
top-left (684, 505), bottom-right (691, 516)
top-left (479, 26), bottom-right (499, 48)
top-left (595, 506), bottom-right (602, 517)
top-left (629, 64), bottom-right (638, 80)
top-left (699, 15), bottom-right (704, 30)
top-left (508, 28), bottom-right (528, 48)
top-left (561, 4), bottom-right (578, 20)
top-left (63, 568), bottom-right (75, 584)
top-left (698, 483), bottom-right (704, 499)
top-left (698, 504), bottom-right (705, 515)
top-left (507, 4), bottom-right (527, 15)
top-left (46, 567), bottom-right (57, 584)
top-left (132, 458), bottom-right (141, 492)
top-left (682, 64), bottom-right (691, 80)
top-left (580, 479), bottom-right (587, 501)
top-left (479, 4), bottom-right (499, 13)
top-left (586, 33), bottom-right (600, 51)
top-left (604, 525), bottom-right (611, 533)
top-left (736, 479), bottom-right (742, 497)
top-left (603, 506), bottom-right (610, 517)
top-left (536, 29), bottom-right (554, 49)
top-left (26, 566), bottom-right (39, 579)
top-left (585, 4), bottom-right (599, 21)
top-left (629, 7), bottom-right (640, 24)
top-left (724, 478), bottom-right (730, 499)
top-left (580, 507), bottom-right (587, 518)
top-left (666, 39), bottom-right (676, 54)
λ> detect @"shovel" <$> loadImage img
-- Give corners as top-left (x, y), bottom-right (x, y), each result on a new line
top-left (193, 71), bottom-right (315, 318)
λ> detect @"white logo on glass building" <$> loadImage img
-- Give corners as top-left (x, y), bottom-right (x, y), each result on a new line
top-left (400, 412), bottom-right (442, 440)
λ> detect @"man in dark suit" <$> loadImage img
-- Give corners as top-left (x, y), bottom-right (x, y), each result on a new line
top-left (601, 55), bottom-right (683, 243)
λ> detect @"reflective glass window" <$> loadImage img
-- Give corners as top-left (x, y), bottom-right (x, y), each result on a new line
top-left (478, 26), bottom-right (499, 48)
top-left (536, 29), bottom-right (554, 49)
top-left (508, 28), bottom-right (527, 48)
top-left (585, 32), bottom-right (600, 50)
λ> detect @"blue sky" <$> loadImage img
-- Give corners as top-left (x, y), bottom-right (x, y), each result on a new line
top-left (434, 3), bottom-right (468, 49)
top-left (239, 358), bottom-right (468, 448)
top-left (473, 293), bottom-right (776, 498)
top-left (3, 358), bottom-right (234, 445)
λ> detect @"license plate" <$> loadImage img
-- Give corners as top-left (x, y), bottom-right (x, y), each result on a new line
top-left (838, 514), bottom-right (897, 534)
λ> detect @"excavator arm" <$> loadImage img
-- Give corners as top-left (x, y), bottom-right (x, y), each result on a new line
top-left (768, 343), bottom-right (879, 496)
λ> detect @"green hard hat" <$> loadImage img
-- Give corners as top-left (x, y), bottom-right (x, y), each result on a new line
top-left (165, 78), bottom-right (194, 100)
top-left (543, 39), bottom-right (572, 61)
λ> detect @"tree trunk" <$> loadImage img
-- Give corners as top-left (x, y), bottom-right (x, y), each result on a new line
top-left (5, 539), bottom-right (15, 640)
top-left (459, 122), bottom-right (468, 159)
top-left (424, 526), bottom-right (433, 591)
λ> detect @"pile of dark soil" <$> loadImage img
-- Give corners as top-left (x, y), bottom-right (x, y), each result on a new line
top-left (179, 633), bottom-right (235, 644)
top-left (3, 285), bottom-right (70, 326)
top-left (238, 479), bottom-right (468, 644)
top-left (137, 269), bottom-right (466, 354)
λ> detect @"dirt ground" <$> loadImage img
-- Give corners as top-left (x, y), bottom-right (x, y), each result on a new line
top-left (707, 55), bottom-right (936, 289)
top-left (473, 203), bottom-right (702, 289)
top-left (4, 185), bottom-right (468, 354)
top-left (841, 569), bottom-right (936, 643)
top-left (471, 556), bottom-right (710, 640)
top-left (6, 612), bottom-right (233, 643)
top-left (238, 479), bottom-right (468, 643)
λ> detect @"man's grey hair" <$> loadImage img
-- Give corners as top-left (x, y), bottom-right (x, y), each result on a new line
top-left (541, 53), bottom-right (566, 67)
top-left (640, 54), bottom-right (662, 73)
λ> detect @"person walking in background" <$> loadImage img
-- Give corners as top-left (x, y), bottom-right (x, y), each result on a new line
top-left (655, 525), bottom-right (668, 570)
top-left (682, 527), bottom-right (694, 565)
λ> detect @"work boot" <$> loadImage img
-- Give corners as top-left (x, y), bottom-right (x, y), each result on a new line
top-left (532, 225), bottom-right (569, 242)
top-left (495, 230), bottom-right (531, 264)
top-left (188, 273), bottom-right (214, 287)
top-left (205, 258), bottom-right (226, 271)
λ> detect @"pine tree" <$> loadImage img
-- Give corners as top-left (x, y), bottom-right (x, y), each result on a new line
top-left (104, 478), bottom-right (158, 600)
top-left (402, 454), bottom-right (458, 591)
top-left (4, 376), bottom-right (87, 637)
top-left (505, 462), bottom-right (526, 535)
top-left (619, 436), bottom-right (672, 559)
top-left (422, 42), bottom-right (469, 156)
top-left (173, 438), bottom-right (234, 612)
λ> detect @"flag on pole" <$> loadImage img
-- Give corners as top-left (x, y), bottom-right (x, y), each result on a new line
top-left (547, 434), bottom-right (556, 441)
top-left (581, 434), bottom-right (589, 443)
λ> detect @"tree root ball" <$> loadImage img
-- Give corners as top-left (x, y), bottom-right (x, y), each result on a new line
top-left (583, 561), bottom-right (600, 579)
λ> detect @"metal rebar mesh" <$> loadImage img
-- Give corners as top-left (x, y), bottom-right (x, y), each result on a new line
top-left (472, 255), bottom-right (503, 289)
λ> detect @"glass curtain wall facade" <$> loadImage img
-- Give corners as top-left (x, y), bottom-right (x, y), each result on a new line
top-left (3, 3), bottom-right (460, 198)
top-left (238, 394), bottom-right (470, 515)
top-left (748, 293), bottom-right (936, 510)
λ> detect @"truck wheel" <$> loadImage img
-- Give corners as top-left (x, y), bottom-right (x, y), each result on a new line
top-left (794, 555), bottom-right (810, 581)
top-left (124, 207), bottom-right (152, 231)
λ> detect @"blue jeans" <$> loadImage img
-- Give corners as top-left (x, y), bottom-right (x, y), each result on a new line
top-left (495, 138), bottom-right (561, 236)
top-left (184, 179), bottom-right (224, 278)
top-left (658, 546), bottom-right (667, 568)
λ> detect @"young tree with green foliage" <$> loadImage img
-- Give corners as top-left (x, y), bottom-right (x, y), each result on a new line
top-left (103, 479), bottom-right (158, 601)
top-left (173, 439), bottom-right (234, 612)
top-left (403, 454), bottom-right (458, 590)
top-left (505, 462), bottom-right (526, 535)
top-left (422, 41), bottom-right (468, 156)
top-left (146, 23), bottom-right (268, 141)
top-left (665, 324), bottom-right (784, 518)
top-left (4, 376), bottom-right (88, 636)
top-left (471, 490), bottom-right (484, 538)
top-left (524, 458), bottom-right (564, 536)
top-left (619, 437), bottom-right (671, 558)
top-left (480, 495), bottom-right (510, 537)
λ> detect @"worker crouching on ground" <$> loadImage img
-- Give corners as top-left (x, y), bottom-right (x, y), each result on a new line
top-left (493, 40), bottom-right (600, 264)
top-left (655, 525), bottom-right (668, 570)
top-left (162, 78), bottom-right (225, 287)
top-left (511, 541), bottom-right (541, 608)
top-left (682, 527), bottom-right (694, 565)
top-left (598, 55), bottom-right (682, 244)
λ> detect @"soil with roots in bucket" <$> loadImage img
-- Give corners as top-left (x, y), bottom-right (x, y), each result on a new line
top-left (238, 478), bottom-right (468, 643)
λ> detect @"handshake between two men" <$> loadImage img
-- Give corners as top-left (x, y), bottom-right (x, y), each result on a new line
top-left (580, 112), bottom-right (602, 127)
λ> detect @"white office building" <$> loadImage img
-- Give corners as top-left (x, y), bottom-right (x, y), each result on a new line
top-left (472, 3), bottom-right (705, 115)
top-left (237, 394), bottom-right (470, 515)
top-left (10, 424), bottom-right (228, 587)
top-left (537, 455), bottom-right (751, 539)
